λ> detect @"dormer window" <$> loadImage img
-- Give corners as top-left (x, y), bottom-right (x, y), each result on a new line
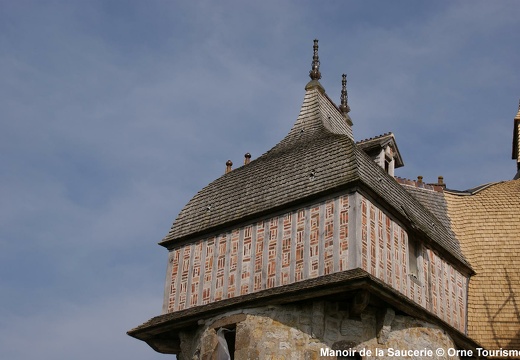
top-left (356, 133), bottom-right (403, 176)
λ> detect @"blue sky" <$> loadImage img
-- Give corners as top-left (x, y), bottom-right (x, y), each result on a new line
top-left (1, 1), bottom-right (519, 359)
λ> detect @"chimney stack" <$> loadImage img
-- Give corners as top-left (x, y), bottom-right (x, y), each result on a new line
top-left (244, 153), bottom-right (251, 165)
top-left (225, 160), bottom-right (233, 174)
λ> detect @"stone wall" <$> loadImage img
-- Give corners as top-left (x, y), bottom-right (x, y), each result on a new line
top-left (177, 301), bottom-right (459, 360)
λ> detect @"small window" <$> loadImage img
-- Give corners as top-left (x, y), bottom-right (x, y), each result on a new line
top-left (408, 238), bottom-right (419, 278)
top-left (384, 154), bottom-right (394, 176)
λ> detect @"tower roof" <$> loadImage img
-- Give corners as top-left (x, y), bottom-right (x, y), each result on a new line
top-left (161, 84), bottom-right (355, 244)
top-left (160, 41), bottom-right (470, 274)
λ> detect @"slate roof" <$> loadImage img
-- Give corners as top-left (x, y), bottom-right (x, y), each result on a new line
top-left (161, 82), bottom-right (355, 244)
top-left (354, 148), bottom-right (470, 271)
top-left (400, 184), bottom-right (454, 237)
top-left (444, 180), bottom-right (520, 350)
top-left (161, 80), bottom-right (471, 272)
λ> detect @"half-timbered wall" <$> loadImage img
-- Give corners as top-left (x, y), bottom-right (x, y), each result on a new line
top-left (165, 194), bottom-right (350, 313)
top-left (360, 196), bottom-right (467, 333)
top-left (164, 192), bottom-right (468, 333)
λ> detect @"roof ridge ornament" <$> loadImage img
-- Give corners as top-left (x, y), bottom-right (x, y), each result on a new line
top-left (516, 98), bottom-right (520, 119)
top-left (339, 74), bottom-right (353, 126)
top-left (339, 74), bottom-right (351, 114)
top-left (305, 39), bottom-right (325, 93)
top-left (309, 39), bottom-right (321, 81)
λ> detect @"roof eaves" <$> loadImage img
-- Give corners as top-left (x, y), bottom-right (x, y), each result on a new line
top-left (159, 177), bottom-right (362, 248)
top-left (128, 268), bottom-right (482, 354)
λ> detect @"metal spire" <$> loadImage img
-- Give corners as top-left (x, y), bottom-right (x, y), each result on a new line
top-left (516, 98), bottom-right (520, 119)
top-left (309, 39), bottom-right (321, 81)
top-left (339, 74), bottom-right (351, 114)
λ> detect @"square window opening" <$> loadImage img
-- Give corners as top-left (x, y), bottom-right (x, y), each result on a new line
top-left (408, 238), bottom-right (419, 279)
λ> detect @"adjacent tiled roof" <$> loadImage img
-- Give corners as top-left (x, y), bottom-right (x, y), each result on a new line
top-left (444, 180), bottom-right (520, 351)
top-left (161, 80), bottom-right (471, 272)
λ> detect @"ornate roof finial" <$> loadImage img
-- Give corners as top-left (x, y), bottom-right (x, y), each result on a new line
top-left (339, 74), bottom-right (351, 114)
top-left (516, 98), bottom-right (520, 119)
top-left (309, 39), bottom-right (321, 81)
